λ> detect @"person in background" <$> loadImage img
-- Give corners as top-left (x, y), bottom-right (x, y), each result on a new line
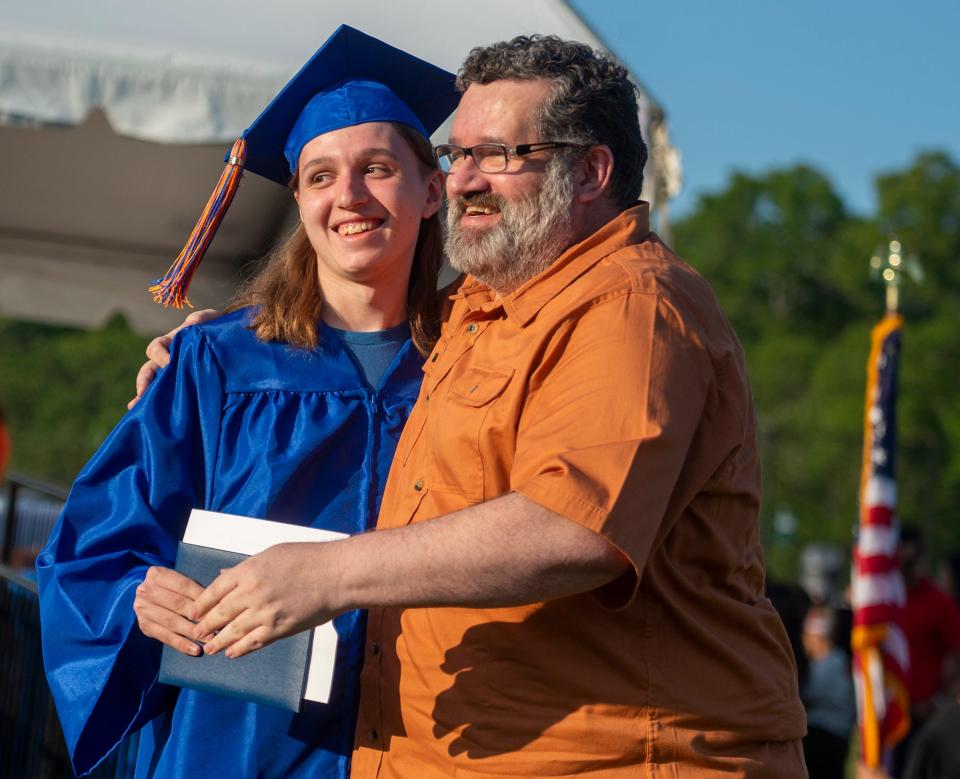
top-left (937, 552), bottom-right (960, 610)
top-left (768, 579), bottom-right (812, 692)
top-left (893, 524), bottom-right (960, 776)
top-left (36, 27), bottom-right (454, 779)
top-left (898, 526), bottom-right (960, 717)
top-left (802, 604), bottom-right (857, 778)
top-left (901, 659), bottom-right (960, 779)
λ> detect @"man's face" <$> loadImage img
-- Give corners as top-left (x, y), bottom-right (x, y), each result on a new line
top-left (443, 79), bottom-right (579, 293)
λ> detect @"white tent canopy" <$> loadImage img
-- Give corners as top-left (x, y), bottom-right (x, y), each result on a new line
top-left (0, 1), bottom-right (680, 332)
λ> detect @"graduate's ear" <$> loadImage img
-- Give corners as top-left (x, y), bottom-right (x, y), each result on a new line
top-left (421, 169), bottom-right (444, 220)
top-left (293, 187), bottom-right (304, 220)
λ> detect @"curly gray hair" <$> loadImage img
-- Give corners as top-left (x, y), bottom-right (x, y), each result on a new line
top-left (457, 35), bottom-right (647, 208)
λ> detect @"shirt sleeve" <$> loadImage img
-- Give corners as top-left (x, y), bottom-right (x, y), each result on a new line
top-left (510, 288), bottom-right (726, 606)
top-left (35, 327), bottom-right (225, 776)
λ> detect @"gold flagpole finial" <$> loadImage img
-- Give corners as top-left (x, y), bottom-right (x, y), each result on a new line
top-left (869, 238), bottom-right (921, 316)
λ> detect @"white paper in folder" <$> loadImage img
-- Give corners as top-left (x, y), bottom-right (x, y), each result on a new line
top-left (182, 508), bottom-right (347, 704)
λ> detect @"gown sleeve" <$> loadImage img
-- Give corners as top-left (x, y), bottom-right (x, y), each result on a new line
top-left (35, 327), bottom-right (225, 776)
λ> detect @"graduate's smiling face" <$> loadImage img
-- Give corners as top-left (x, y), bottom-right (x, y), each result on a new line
top-left (294, 121), bottom-right (443, 291)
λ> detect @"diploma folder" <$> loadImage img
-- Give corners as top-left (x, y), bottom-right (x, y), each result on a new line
top-left (158, 509), bottom-right (346, 711)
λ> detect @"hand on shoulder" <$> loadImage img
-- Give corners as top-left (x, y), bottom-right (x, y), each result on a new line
top-left (127, 309), bottom-right (222, 409)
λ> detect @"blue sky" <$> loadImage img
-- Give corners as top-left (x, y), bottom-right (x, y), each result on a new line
top-left (570, 0), bottom-right (960, 218)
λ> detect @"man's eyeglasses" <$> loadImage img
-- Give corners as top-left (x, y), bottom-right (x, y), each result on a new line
top-left (433, 142), bottom-right (579, 174)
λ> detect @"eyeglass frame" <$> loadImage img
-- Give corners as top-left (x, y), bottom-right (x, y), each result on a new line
top-left (433, 141), bottom-right (582, 173)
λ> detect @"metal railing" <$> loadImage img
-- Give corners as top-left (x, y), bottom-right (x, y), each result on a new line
top-left (1, 471), bottom-right (69, 569)
top-left (0, 473), bottom-right (136, 778)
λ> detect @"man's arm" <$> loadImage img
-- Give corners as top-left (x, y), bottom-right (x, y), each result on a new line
top-left (192, 492), bottom-right (630, 658)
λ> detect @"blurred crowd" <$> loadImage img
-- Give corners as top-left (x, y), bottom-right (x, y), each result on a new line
top-left (772, 528), bottom-right (960, 778)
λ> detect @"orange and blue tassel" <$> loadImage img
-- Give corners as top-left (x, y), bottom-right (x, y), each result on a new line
top-left (150, 138), bottom-right (247, 308)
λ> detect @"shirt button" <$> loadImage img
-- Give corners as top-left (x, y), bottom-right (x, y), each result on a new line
top-left (368, 729), bottom-right (379, 742)
top-left (414, 479), bottom-right (424, 492)
top-left (431, 353), bottom-right (439, 362)
top-left (369, 642), bottom-right (380, 656)
top-left (466, 323), bottom-right (478, 333)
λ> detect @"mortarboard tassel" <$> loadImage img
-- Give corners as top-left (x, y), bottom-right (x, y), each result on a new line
top-left (149, 138), bottom-right (247, 308)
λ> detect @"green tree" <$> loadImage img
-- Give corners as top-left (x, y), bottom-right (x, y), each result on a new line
top-left (875, 151), bottom-right (960, 320)
top-left (674, 152), bottom-right (960, 578)
top-left (673, 165), bottom-right (860, 343)
top-left (0, 314), bottom-right (146, 486)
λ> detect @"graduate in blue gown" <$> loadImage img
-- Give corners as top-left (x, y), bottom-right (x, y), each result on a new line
top-left (36, 26), bottom-right (458, 778)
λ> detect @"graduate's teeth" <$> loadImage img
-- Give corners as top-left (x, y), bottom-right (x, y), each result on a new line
top-left (338, 220), bottom-right (379, 235)
top-left (465, 206), bottom-right (498, 216)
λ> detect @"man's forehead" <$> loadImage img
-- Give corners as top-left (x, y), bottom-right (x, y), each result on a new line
top-left (449, 79), bottom-right (552, 142)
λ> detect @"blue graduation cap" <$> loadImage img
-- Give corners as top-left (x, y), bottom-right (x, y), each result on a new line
top-left (151, 24), bottom-right (458, 308)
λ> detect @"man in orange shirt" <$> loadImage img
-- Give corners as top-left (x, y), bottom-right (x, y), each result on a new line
top-left (188, 34), bottom-right (807, 777)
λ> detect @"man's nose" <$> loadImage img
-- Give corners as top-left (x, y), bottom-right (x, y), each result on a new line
top-left (444, 155), bottom-right (490, 199)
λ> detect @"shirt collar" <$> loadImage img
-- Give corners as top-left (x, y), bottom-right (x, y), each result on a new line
top-left (451, 202), bottom-right (652, 326)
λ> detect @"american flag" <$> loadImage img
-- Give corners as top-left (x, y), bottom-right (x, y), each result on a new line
top-left (852, 313), bottom-right (910, 768)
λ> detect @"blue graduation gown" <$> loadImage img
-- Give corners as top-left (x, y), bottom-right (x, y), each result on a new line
top-left (36, 309), bottom-right (424, 778)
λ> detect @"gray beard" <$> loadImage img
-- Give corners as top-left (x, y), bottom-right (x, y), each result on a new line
top-left (444, 158), bottom-right (577, 294)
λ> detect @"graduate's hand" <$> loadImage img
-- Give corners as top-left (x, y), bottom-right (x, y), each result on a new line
top-left (127, 308), bottom-right (222, 409)
top-left (191, 542), bottom-right (341, 659)
top-left (134, 566), bottom-right (206, 656)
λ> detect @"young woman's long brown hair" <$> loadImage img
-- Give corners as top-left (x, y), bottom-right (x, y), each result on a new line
top-left (227, 123), bottom-right (443, 356)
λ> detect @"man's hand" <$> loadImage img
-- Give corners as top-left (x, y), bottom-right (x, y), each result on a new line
top-left (134, 566), bottom-right (206, 656)
top-left (127, 308), bottom-right (221, 409)
top-left (189, 493), bottom-right (629, 660)
top-left (191, 542), bottom-right (342, 659)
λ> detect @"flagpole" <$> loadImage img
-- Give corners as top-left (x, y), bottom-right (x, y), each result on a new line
top-left (869, 239), bottom-right (905, 315)
top-left (854, 238), bottom-right (911, 770)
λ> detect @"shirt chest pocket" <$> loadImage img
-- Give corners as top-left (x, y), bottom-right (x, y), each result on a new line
top-left (427, 365), bottom-right (514, 500)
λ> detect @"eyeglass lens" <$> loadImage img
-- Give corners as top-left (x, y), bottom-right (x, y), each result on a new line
top-left (437, 145), bottom-right (509, 173)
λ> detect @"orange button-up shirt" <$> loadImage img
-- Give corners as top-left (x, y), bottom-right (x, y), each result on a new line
top-left (352, 204), bottom-right (806, 778)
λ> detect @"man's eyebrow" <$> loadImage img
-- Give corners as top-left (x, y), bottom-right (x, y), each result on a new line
top-left (445, 136), bottom-right (507, 147)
